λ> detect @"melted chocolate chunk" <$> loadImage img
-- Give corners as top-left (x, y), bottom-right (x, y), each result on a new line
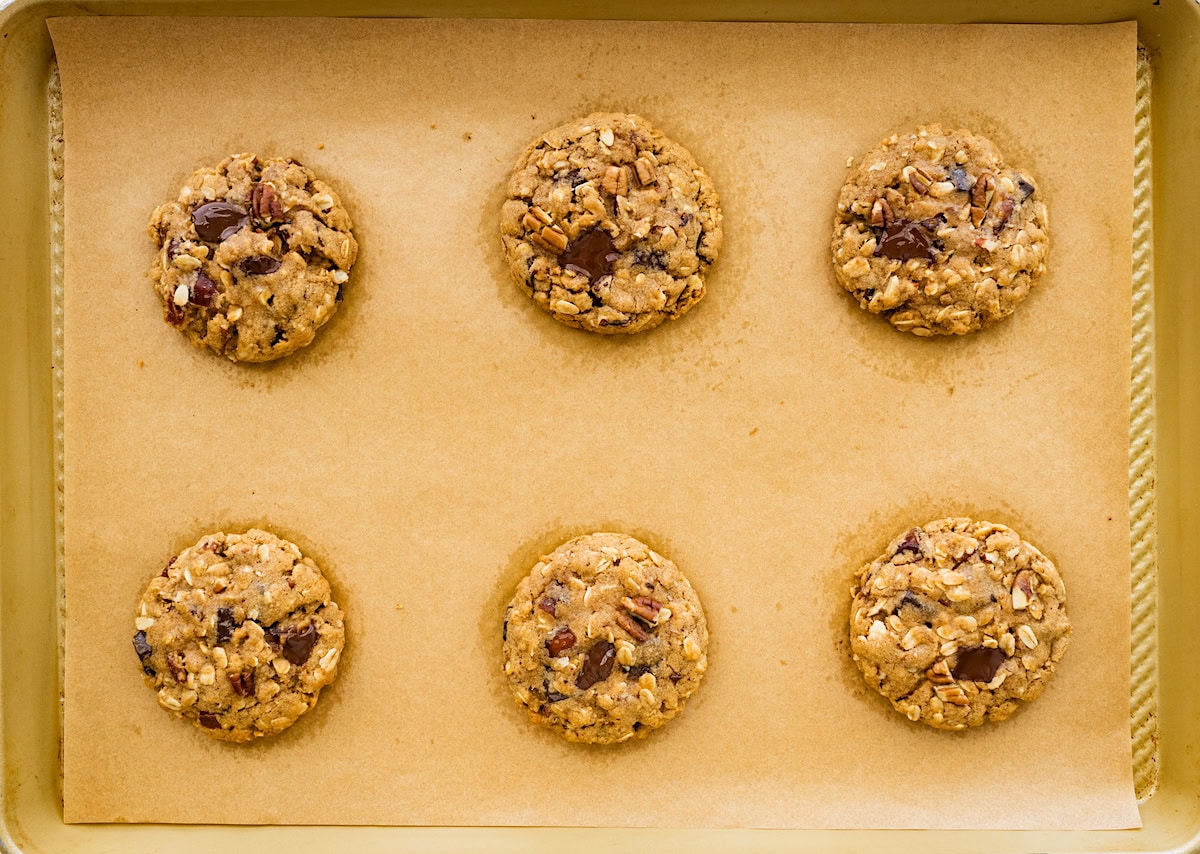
top-left (623, 664), bottom-right (651, 681)
top-left (875, 219), bottom-right (935, 262)
top-left (546, 626), bottom-right (577, 657)
top-left (190, 271), bottom-right (217, 307)
top-left (949, 167), bottom-right (973, 192)
top-left (239, 255), bottom-right (281, 276)
top-left (1016, 176), bottom-right (1036, 199)
top-left (198, 713), bottom-right (221, 729)
top-left (215, 607), bottom-right (236, 645)
top-left (575, 640), bottom-right (615, 690)
top-left (132, 631), bottom-right (154, 675)
top-left (281, 623), bottom-right (319, 666)
top-left (895, 529), bottom-right (922, 556)
top-left (559, 227), bottom-right (619, 281)
top-left (952, 646), bottom-right (1006, 683)
top-left (897, 591), bottom-right (937, 623)
top-left (191, 202), bottom-right (248, 242)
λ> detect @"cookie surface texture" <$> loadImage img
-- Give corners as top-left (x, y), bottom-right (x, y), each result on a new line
top-left (501, 112), bottom-right (723, 334)
top-left (502, 532), bottom-right (709, 743)
top-left (149, 153), bottom-right (358, 362)
top-left (133, 529), bottom-right (345, 742)
top-left (832, 126), bottom-right (1049, 336)
top-left (849, 517), bottom-right (1069, 730)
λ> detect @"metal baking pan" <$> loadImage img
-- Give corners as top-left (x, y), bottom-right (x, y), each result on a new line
top-left (1, 0), bottom-right (1195, 851)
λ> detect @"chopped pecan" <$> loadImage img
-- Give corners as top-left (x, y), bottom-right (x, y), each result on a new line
top-left (633, 156), bottom-right (657, 186)
top-left (621, 596), bottom-right (663, 625)
top-left (870, 197), bottom-right (893, 228)
top-left (167, 652), bottom-right (187, 683)
top-left (993, 196), bottom-right (1015, 232)
top-left (970, 172), bottom-right (995, 210)
top-left (229, 670), bottom-right (255, 697)
top-left (601, 165), bottom-right (629, 196)
top-left (925, 659), bottom-right (954, 685)
top-left (616, 612), bottom-right (649, 642)
top-left (250, 182), bottom-right (283, 223)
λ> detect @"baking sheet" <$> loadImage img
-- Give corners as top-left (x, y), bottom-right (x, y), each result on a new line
top-left (50, 17), bottom-right (1139, 829)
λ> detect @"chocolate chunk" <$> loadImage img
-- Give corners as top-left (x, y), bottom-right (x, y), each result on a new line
top-left (949, 167), bottom-right (973, 192)
top-left (897, 591), bottom-right (937, 624)
top-left (545, 690), bottom-right (568, 703)
top-left (198, 713), bottom-right (221, 729)
top-left (537, 597), bottom-right (557, 617)
top-left (952, 646), bottom-right (1006, 683)
top-left (668, 671), bottom-right (682, 684)
top-left (875, 219), bottom-right (935, 262)
top-left (281, 623), bottom-right (319, 666)
top-left (263, 623), bottom-right (282, 650)
top-left (575, 640), bottom-right (615, 690)
top-left (546, 626), bottom-right (576, 657)
top-left (191, 202), bottom-right (248, 242)
top-left (624, 664), bottom-right (651, 681)
top-left (166, 239), bottom-right (183, 259)
top-left (229, 670), bottom-right (255, 697)
top-left (190, 271), bottom-right (217, 307)
top-left (215, 607), bottom-right (236, 644)
top-left (132, 631), bottom-right (154, 674)
top-left (559, 227), bottom-right (620, 281)
top-left (239, 255), bottom-right (281, 276)
top-left (895, 529), bottom-right (922, 556)
top-left (1016, 176), bottom-right (1036, 199)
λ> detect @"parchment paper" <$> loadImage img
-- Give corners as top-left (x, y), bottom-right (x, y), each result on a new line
top-left (51, 17), bottom-right (1139, 829)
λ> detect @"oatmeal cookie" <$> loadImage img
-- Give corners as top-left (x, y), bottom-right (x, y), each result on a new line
top-left (148, 153), bottom-right (358, 361)
top-left (849, 517), bottom-right (1069, 730)
top-left (133, 529), bottom-right (345, 742)
top-left (500, 113), bottom-right (723, 334)
top-left (502, 533), bottom-right (709, 743)
top-left (832, 126), bottom-right (1049, 336)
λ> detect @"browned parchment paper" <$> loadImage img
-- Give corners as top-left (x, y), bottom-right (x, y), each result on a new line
top-left (51, 16), bottom-right (1138, 828)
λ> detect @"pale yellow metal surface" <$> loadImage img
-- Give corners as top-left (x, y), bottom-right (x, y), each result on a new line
top-left (3, 1), bottom-right (1197, 851)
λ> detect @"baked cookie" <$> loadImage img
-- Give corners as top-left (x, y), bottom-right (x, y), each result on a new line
top-left (148, 153), bottom-right (358, 362)
top-left (502, 533), bottom-right (709, 743)
top-left (132, 529), bottom-right (345, 742)
top-left (500, 113), bottom-right (723, 334)
top-left (849, 518), bottom-right (1069, 730)
top-left (832, 126), bottom-right (1049, 336)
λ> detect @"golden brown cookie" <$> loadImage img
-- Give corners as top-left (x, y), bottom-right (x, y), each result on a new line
top-left (148, 153), bottom-right (357, 361)
top-left (502, 533), bottom-right (709, 743)
top-left (501, 113), bottom-right (723, 334)
top-left (832, 126), bottom-right (1049, 336)
top-left (849, 517), bottom-right (1069, 730)
top-left (133, 529), bottom-right (345, 742)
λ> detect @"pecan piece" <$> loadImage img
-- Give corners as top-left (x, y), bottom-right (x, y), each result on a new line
top-left (970, 172), bottom-right (995, 210)
top-left (250, 182), bottom-right (283, 223)
top-left (621, 596), bottom-right (663, 625)
top-left (616, 612), bottom-right (649, 642)
top-left (870, 197), bottom-right (893, 228)
top-left (601, 165), bottom-right (629, 196)
top-left (229, 670), bottom-right (255, 697)
top-left (633, 156), bottom-right (657, 186)
top-left (993, 196), bottom-right (1015, 232)
top-left (925, 659), bottom-right (954, 685)
top-left (167, 652), bottom-right (187, 684)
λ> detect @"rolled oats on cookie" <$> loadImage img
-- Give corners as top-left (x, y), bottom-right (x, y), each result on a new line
top-left (501, 113), bottom-right (723, 334)
top-left (148, 153), bottom-right (357, 361)
top-left (849, 517), bottom-right (1069, 730)
top-left (833, 126), bottom-right (1049, 336)
top-left (133, 529), bottom-right (345, 742)
top-left (502, 533), bottom-right (709, 743)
